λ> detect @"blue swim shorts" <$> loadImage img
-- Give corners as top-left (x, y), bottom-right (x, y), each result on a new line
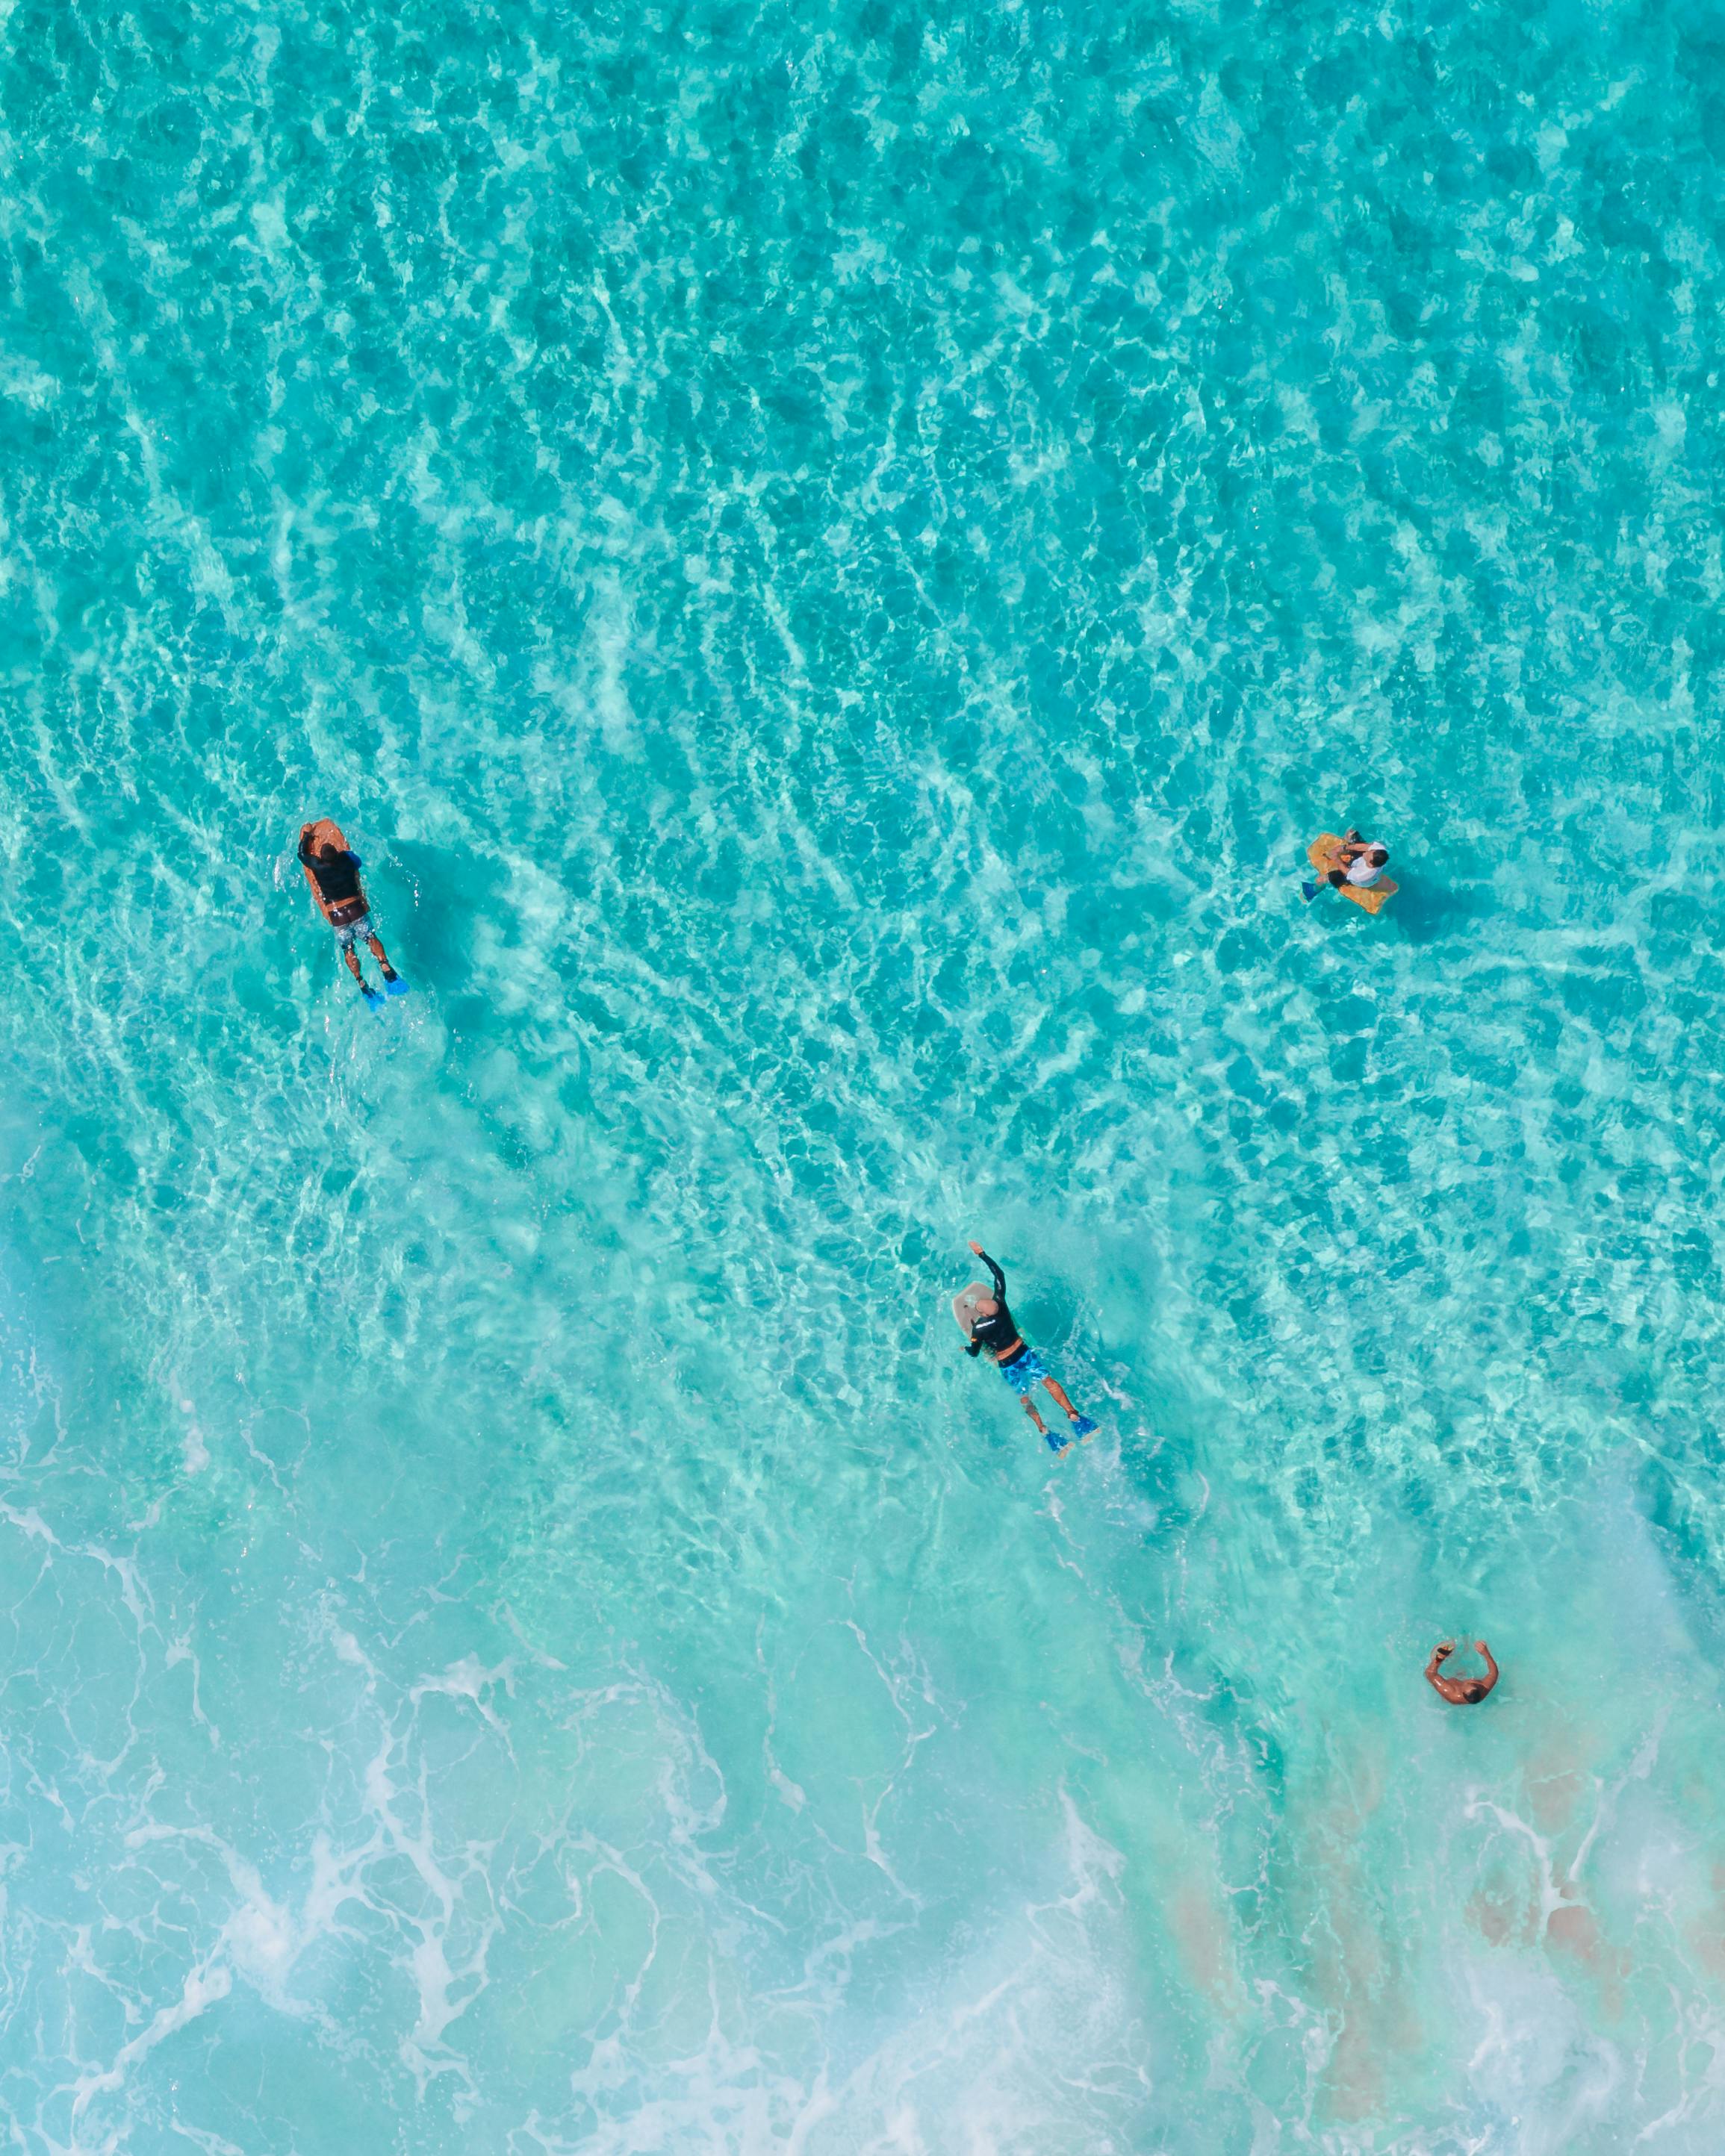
top-left (998, 1347), bottom-right (1049, 1397)
top-left (333, 912), bottom-right (375, 952)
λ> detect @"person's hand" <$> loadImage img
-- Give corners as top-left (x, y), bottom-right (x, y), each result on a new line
top-left (1434, 1642), bottom-right (1454, 1661)
top-left (1475, 1640), bottom-right (1490, 1655)
top-left (969, 1239), bottom-right (984, 1256)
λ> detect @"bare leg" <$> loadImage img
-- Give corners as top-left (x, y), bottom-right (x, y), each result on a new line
top-left (1042, 1378), bottom-right (1083, 1424)
top-left (366, 933), bottom-right (397, 980)
top-left (343, 944), bottom-right (367, 985)
top-left (1024, 1397), bottom-right (1070, 1455)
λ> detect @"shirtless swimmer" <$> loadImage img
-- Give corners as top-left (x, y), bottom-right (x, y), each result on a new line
top-left (1424, 1639), bottom-right (1499, 1706)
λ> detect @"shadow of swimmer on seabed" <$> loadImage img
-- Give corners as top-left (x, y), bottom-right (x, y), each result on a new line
top-left (1303, 826), bottom-right (1397, 913)
top-left (298, 817), bottom-right (410, 1013)
top-left (953, 1240), bottom-right (1098, 1457)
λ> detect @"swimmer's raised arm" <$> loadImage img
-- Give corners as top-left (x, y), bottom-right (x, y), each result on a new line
top-left (968, 1239), bottom-right (1007, 1302)
top-left (1423, 1641), bottom-right (1466, 1701)
top-left (1477, 1640), bottom-right (1498, 1686)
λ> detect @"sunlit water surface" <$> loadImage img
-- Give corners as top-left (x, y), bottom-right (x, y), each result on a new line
top-left (4, 1), bottom-right (1725, 2149)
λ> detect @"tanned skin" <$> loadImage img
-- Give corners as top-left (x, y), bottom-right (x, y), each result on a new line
top-left (1425, 1639), bottom-right (1499, 1706)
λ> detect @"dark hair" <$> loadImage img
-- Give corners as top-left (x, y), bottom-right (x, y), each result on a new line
top-left (318, 843), bottom-right (341, 862)
top-left (1369, 847), bottom-right (1388, 865)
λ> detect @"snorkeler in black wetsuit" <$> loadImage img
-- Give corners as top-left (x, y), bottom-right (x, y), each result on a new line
top-left (964, 1253), bottom-right (1023, 1360)
top-left (953, 1240), bottom-right (1098, 1455)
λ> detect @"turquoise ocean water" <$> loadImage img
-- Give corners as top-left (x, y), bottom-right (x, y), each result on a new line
top-left (4, 1), bottom-right (1725, 2148)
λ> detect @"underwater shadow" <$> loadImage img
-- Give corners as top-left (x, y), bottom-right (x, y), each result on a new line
top-left (1390, 876), bottom-right (1494, 945)
top-left (374, 841), bottom-right (517, 1015)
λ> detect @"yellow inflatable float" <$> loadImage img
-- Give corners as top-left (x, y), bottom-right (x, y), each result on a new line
top-left (1307, 832), bottom-right (1397, 915)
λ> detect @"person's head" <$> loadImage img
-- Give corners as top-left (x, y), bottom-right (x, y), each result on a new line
top-left (972, 1296), bottom-right (998, 1320)
top-left (318, 842), bottom-right (341, 862)
top-left (1369, 846), bottom-right (1388, 867)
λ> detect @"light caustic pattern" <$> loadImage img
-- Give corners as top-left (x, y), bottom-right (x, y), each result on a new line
top-left (2, 0), bottom-right (1725, 2149)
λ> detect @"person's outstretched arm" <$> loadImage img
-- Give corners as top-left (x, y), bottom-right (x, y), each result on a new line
top-left (298, 824), bottom-right (317, 865)
top-left (1424, 1642), bottom-right (1452, 1696)
top-left (1476, 1641), bottom-right (1499, 1693)
top-left (968, 1239), bottom-right (1007, 1302)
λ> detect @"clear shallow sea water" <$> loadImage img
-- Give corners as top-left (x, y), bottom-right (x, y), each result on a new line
top-left (4, 0), bottom-right (1725, 2149)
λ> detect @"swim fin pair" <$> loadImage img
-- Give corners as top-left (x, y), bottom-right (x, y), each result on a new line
top-left (358, 975), bottom-right (410, 1012)
top-left (1047, 1415), bottom-right (1099, 1455)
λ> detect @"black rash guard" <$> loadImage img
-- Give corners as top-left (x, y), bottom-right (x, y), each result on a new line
top-left (966, 1249), bottom-right (1025, 1362)
top-left (299, 834), bottom-right (364, 912)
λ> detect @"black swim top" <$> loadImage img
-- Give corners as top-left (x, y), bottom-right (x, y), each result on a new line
top-left (299, 835), bottom-right (363, 909)
top-left (966, 1249), bottom-right (1023, 1359)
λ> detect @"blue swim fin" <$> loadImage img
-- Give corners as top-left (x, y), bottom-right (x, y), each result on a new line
top-left (384, 974), bottom-right (410, 998)
top-left (360, 984), bottom-right (385, 1012)
top-left (1071, 1415), bottom-right (1098, 1440)
top-left (1302, 880), bottom-right (1321, 902)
